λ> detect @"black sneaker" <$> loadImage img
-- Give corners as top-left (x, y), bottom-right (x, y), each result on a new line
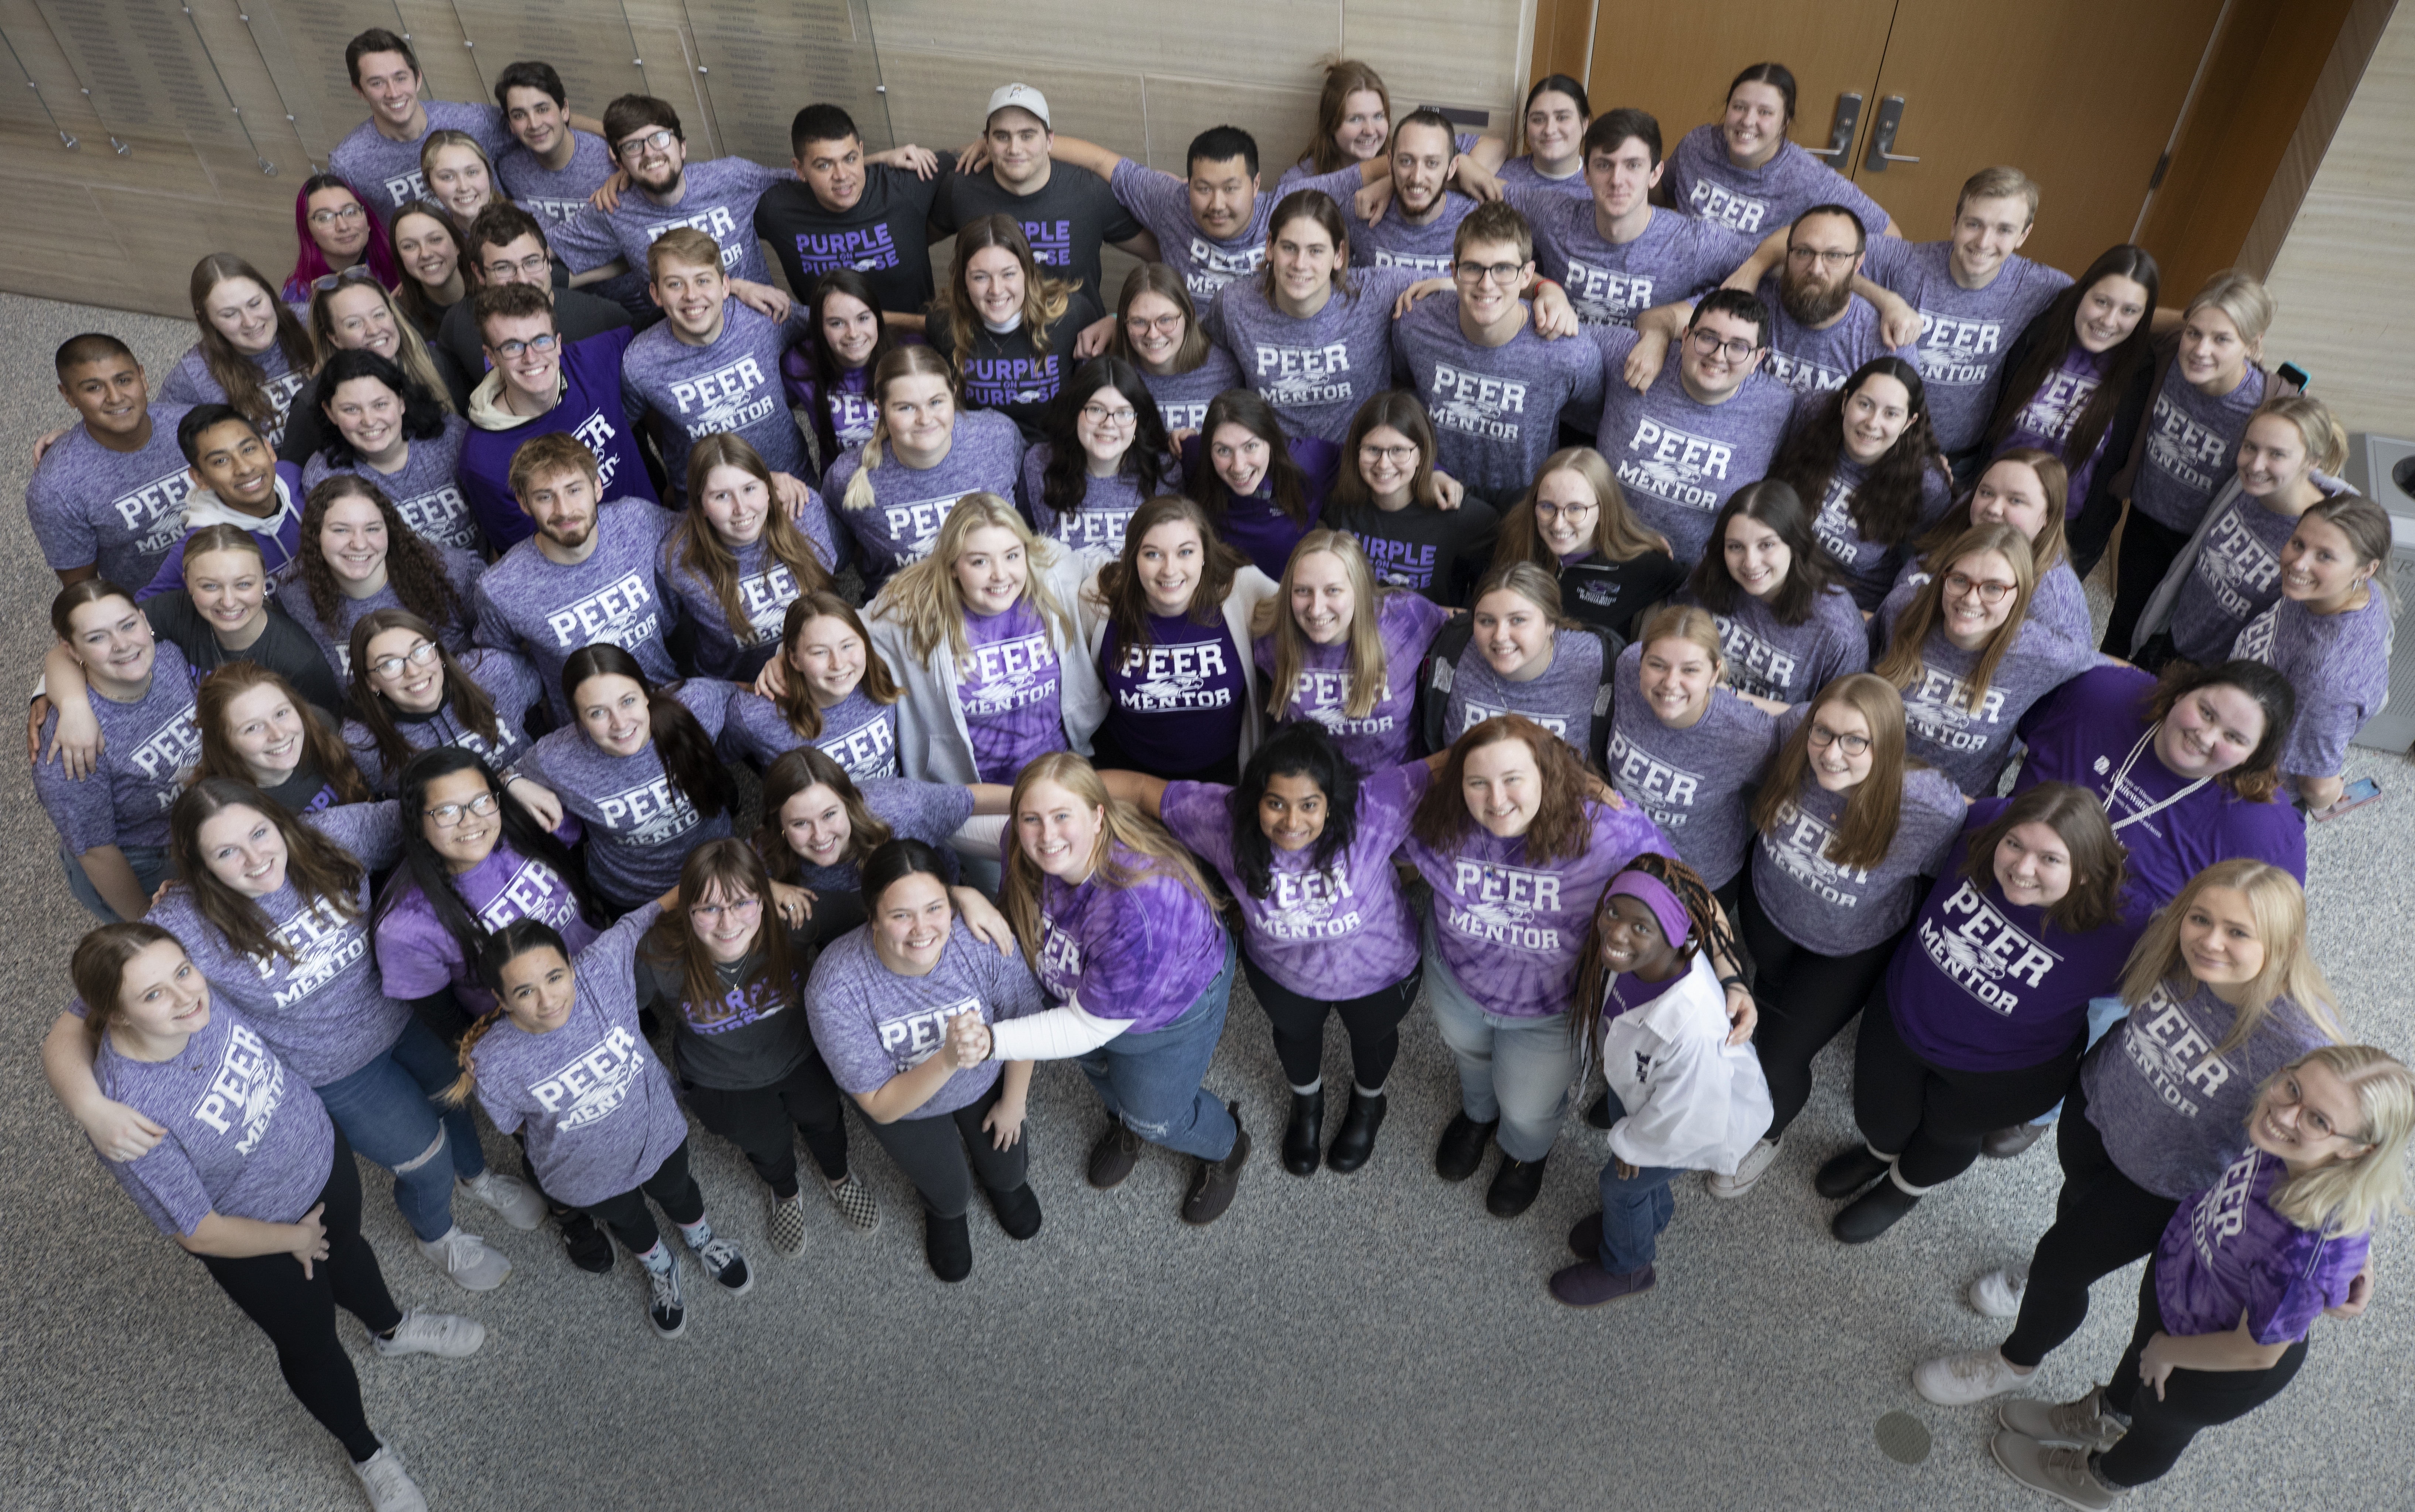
top-left (644, 1261), bottom-right (685, 1338)
top-left (1485, 1153), bottom-right (1549, 1218)
top-left (559, 1211), bottom-right (615, 1274)
top-left (694, 1235), bottom-right (753, 1296)
top-left (1433, 1111), bottom-right (1498, 1182)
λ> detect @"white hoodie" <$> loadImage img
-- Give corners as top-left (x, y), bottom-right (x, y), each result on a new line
top-left (1597, 952), bottom-right (1774, 1175)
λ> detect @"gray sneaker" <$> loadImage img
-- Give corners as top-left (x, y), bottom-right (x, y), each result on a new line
top-left (349, 1444), bottom-right (429, 1512)
top-left (2000, 1386), bottom-right (2129, 1453)
top-left (370, 1308), bottom-right (485, 1360)
top-left (1990, 1428), bottom-right (2124, 1508)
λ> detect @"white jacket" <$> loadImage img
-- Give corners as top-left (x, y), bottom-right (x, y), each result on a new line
top-left (870, 543), bottom-right (1108, 785)
top-left (1597, 953), bottom-right (1774, 1175)
top-left (1080, 561), bottom-right (1282, 773)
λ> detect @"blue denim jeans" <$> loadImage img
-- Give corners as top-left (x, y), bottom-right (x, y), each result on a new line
top-left (59, 842), bottom-right (172, 923)
top-left (311, 1016), bottom-right (487, 1242)
top-left (1075, 933), bottom-right (1239, 1161)
top-left (1423, 917), bottom-right (1576, 1162)
top-left (1593, 1088), bottom-right (1680, 1272)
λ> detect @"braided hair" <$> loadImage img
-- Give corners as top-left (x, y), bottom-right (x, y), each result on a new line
top-left (1570, 852), bottom-right (1738, 1052)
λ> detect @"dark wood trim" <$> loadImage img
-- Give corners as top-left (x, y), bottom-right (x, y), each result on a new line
top-left (2238, 0), bottom-right (2401, 276)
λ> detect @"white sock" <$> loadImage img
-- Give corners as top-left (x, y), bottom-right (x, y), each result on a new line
top-left (636, 1241), bottom-right (672, 1275)
top-left (678, 1216), bottom-right (714, 1249)
top-left (1355, 1082), bottom-right (1385, 1099)
top-left (1290, 1079), bottom-right (1322, 1096)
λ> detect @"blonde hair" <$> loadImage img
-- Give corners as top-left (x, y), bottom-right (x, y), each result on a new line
top-left (2119, 860), bottom-right (2344, 1057)
top-left (1000, 752), bottom-right (1219, 962)
top-left (1634, 603), bottom-right (1725, 674)
top-left (2262, 1045), bottom-right (2415, 1238)
top-left (840, 346), bottom-right (962, 514)
top-left (1872, 523), bottom-right (2037, 715)
top-left (2246, 394), bottom-right (2349, 476)
top-left (2184, 268), bottom-right (2277, 350)
top-left (1251, 529), bottom-right (1390, 721)
top-left (306, 276), bottom-right (452, 409)
top-left (1955, 165), bottom-right (2041, 226)
top-left (867, 492), bottom-right (1079, 663)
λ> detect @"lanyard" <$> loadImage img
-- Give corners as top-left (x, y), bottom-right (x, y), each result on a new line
top-left (2103, 722), bottom-right (2208, 833)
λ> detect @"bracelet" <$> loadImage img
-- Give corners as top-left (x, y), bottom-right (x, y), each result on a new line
top-left (1719, 975), bottom-right (1748, 991)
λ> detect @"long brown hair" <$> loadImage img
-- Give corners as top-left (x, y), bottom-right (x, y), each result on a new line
top-left (195, 661), bottom-right (371, 805)
top-left (770, 592), bottom-right (899, 742)
top-left (1109, 263), bottom-right (1211, 374)
top-left (1090, 494), bottom-right (1248, 654)
top-left (1769, 356), bottom-right (1946, 551)
top-left (1492, 447), bottom-right (1670, 569)
top-left (187, 253), bottom-right (317, 428)
top-left (1571, 853), bottom-right (1736, 1052)
top-left (298, 474), bottom-right (463, 631)
top-left (1409, 714), bottom-right (1601, 866)
top-left (943, 215), bottom-right (1075, 373)
top-left (754, 747), bottom-right (893, 885)
top-left (561, 644), bottom-right (733, 821)
top-left (1912, 448), bottom-right (2069, 572)
top-left (1330, 391), bottom-right (1447, 511)
top-left (1872, 523), bottom-right (2037, 716)
top-left (72, 922), bottom-right (189, 1052)
top-left (166, 778), bottom-right (367, 964)
top-left (1983, 244), bottom-right (2161, 472)
top-left (1254, 190), bottom-right (1359, 303)
top-left (1751, 673), bottom-right (1915, 872)
top-left (2146, 659), bottom-right (2295, 805)
top-left (1186, 388), bottom-right (1314, 528)
top-left (668, 432), bottom-right (833, 639)
top-left (345, 608), bottom-right (502, 779)
top-left (1958, 782), bottom-right (2126, 935)
top-left (1252, 529), bottom-right (1390, 721)
top-left (2118, 858), bottom-right (2344, 1057)
top-left (1000, 753), bottom-right (1218, 963)
top-left (1297, 56), bottom-right (1391, 175)
top-left (640, 838), bottom-right (806, 1031)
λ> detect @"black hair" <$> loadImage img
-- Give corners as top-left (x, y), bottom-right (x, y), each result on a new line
top-left (1792, 202), bottom-right (1868, 253)
top-left (1391, 107), bottom-right (1459, 154)
top-left (1726, 62), bottom-right (1799, 124)
top-left (1040, 356), bottom-right (1172, 520)
top-left (1769, 355), bottom-right (1946, 553)
top-left (345, 28), bottom-right (417, 86)
top-left (314, 348), bottom-right (448, 466)
top-left (1187, 126), bottom-right (1260, 180)
top-left (1689, 287), bottom-right (1771, 350)
top-left (475, 916), bottom-right (568, 997)
top-left (1582, 107), bottom-right (1663, 168)
top-left (1229, 722), bottom-right (1361, 901)
top-left (801, 269), bottom-right (898, 464)
top-left (1682, 478), bottom-right (1844, 626)
top-left (176, 403), bottom-right (259, 466)
top-left (601, 95), bottom-right (682, 149)
top-left (1571, 852), bottom-right (1737, 1052)
top-left (560, 644), bottom-right (733, 822)
top-left (493, 59), bottom-right (566, 111)
top-left (55, 332), bottom-right (134, 378)
top-left (790, 104), bottom-right (861, 155)
top-left (860, 838), bottom-right (954, 914)
top-left (1524, 74), bottom-right (1590, 118)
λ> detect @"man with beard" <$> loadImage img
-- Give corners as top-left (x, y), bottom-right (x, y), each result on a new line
top-left (553, 97), bottom-right (793, 295)
top-left (458, 283), bottom-right (656, 553)
top-left (1348, 110), bottom-right (1482, 275)
top-left (1749, 206), bottom-right (1917, 414)
top-left (471, 432), bottom-right (681, 721)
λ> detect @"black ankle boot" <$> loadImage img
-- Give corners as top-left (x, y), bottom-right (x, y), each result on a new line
top-left (1325, 1088), bottom-right (1387, 1173)
top-left (1282, 1088), bottom-right (1325, 1176)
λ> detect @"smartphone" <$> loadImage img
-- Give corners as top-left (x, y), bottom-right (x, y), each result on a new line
top-left (2278, 361), bottom-right (2311, 391)
top-left (2312, 776), bottom-right (2381, 820)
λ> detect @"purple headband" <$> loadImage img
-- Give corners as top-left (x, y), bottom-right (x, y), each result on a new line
top-left (1606, 870), bottom-right (1691, 952)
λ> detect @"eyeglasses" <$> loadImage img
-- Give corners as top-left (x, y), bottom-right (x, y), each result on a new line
top-left (1358, 443), bottom-right (1418, 464)
top-left (1079, 402), bottom-right (1137, 427)
top-left (310, 265), bottom-right (380, 294)
top-left (308, 202), bottom-right (366, 227)
top-left (483, 252), bottom-right (553, 281)
top-left (369, 640), bottom-right (439, 681)
top-left (1786, 246), bottom-right (1860, 268)
top-left (1124, 313), bottom-right (1184, 335)
top-left (424, 792), bottom-right (500, 827)
top-left (490, 333), bottom-right (561, 359)
top-left (1943, 571), bottom-right (2017, 605)
top-left (615, 128), bottom-right (678, 162)
top-left (690, 896), bottom-right (764, 923)
top-left (1453, 260), bottom-right (1528, 285)
top-left (1533, 499), bottom-right (1597, 520)
top-left (1688, 329), bottom-right (1762, 363)
top-left (1806, 723), bottom-right (1872, 756)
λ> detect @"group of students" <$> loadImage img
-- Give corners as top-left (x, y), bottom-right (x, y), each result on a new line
top-left (17, 28), bottom-right (2408, 1512)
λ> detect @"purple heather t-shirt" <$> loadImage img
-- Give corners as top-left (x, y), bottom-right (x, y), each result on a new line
top-left (24, 406), bottom-right (196, 585)
top-left (722, 686), bottom-right (900, 781)
top-left (1877, 594), bottom-right (2098, 794)
top-left (2132, 367), bottom-right (2268, 532)
top-left (1183, 433), bottom-right (1339, 581)
top-left (278, 545), bottom-right (481, 676)
top-left (1857, 239), bottom-right (2073, 454)
top-left (1687, 583), bottom-right (1868, 706)
top-left (1206, 267), bottom-right (1421, 445)
top-left (807, 919), bottom-right (1044, 1118)
top-left (1256, 589), bottom-right (1448, 773)
top-left (2083, 980), bottom-right (2329, 1201)
top-left (1021, 445), bottom-right (1165, 559)
top-left (1110, 160), bottom-right (1358, 303)
top-left (1138, 347), bottom-right (1243, 435)
top-left (1810, 454), bottom-right (1957, 610)
top-left (144, 802), bottom-right (408, 1087)
top-left (2154, 1148), bottom-right (2370, 1344)
top-left (1160, 762), bottom-right (1427, 997)
top-left (468, 904), bottom-right (688, 1208)
top-left (302, 413), bottom-right (478, 551)
top-left (93, 1002), bottom-right (333, 1237)
top-left (958, 599), bottom-right (1067, 784)
top-left (822, 409), bottom-right (1026, 584)
top-left (34, 642), bottom-right (202, 855)
top-left (2013, 665), bottom-right (2306, 903)
top-left (1443, 629), bottom-right (1606, 756)
top-left (2167, 491), bottom-right (2315, 664)
top-left (550, 156), bottom-right (788, 287)
top-left (517, 679), bottom-right (735, 907)
top-left (1099, 612), bottom-right (1248, 774)
top-left (375, 834), bottom-right (599, 1018)
top-left (160, 344), bottom-right (309, 452)
top-left (471, 497), bottom-right (680, 721)
top-left (621, 301), bottom-right (815, 490)
top-left (1751, 706), bottom-right (1966, 955)
top-left (458, 327), bottom-right (658, 552)
top-left (1756, 275), bottom-right (1920, 409)
top-left (1495, 155), bottom-right (1591, 200)
top-left (787, 779), bottom-right (971, 896)
top-left (2233, 592), bottom-right (2391, 780)
top-left (1506, 193), bottom-right (1758, 330)
top-left (1667, 127), bottom-right (1892, 238)
top-left (1392, 292), bottom-right (1604, 498)
top-left (1590, 325), bottom-right (1793, 565)
top-left (1885, 798), bottom-right (2151, 1072)
top-left (343, 646), bottom-right (542, 794)
top-left (1273, 140), bottom-right (1474, 197)
top-left (1604, 644), bottom-right (1779, 890)
top-left (497, 130), bottom-right (617, 226)
top-left (1351, 193), bottom-right (1478, 275)
top-left (330, 101), bottom-right (512, 210)
top-left (1033, 844), bottom-right (1229, 1030)
top-left (1407, 800), bottom-right (1673, 1020)
top-left (659, 533), bottom-right (822, 682)
top-left (1998, 344), bottom-right (2113, 513)
top-left (786, 361), bottom-right (879, 464)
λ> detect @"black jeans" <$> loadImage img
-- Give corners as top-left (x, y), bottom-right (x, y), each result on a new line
top-left (861, 1076), bottom-right (1029, 1219)
top-left (2097, 1261), bottom-right (2308, 1487)
top-left (1087, 723), bottom-right (1241, 786)
top-left (1851, 988), bottom-right (2085, 1189)
top-left (2099, 510), bottom-right (2192, 657)
top-left (1243, 953), bottom-right (1422, 1091)
top-left (2065, 487), bottom-right (2125, 584)
top-left (581, 1137), bottom-right (705, 1255)
top-left (1742, 879), bottom-right (1906, 1140)
top-left (683, 1054), bottom-right (851, 1200)
top-left (195, 1130), bottom-right (401, 1464)
top-left (2000, 1077), bottom-right (2181, 1367)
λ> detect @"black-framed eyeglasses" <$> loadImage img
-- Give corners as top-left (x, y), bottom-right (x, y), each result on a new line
top-left (1807, 723), bottom-right (1872, 756)
top-left (490, 333), bottom-right (561, 359)
top-left (1453, 260), bottom-right (1527, 284)
top-left (615, 128), bottom-right (677, 162)
top-left (1688, 329), bottom-right (1761, 363)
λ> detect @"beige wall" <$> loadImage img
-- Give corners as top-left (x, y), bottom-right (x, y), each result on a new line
top-left (0, 0), bottom-right (1531, 322)
top-left (2262, 0), bottom-right (2414, 438)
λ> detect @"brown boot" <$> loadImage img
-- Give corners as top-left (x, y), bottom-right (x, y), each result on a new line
top-left (1087, 1120), bottom-right (1144, 1189)
top-left (1180, 1104), bottom-right (1252, 1225)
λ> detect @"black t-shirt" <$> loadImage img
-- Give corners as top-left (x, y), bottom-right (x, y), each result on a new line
top-left (434, 287), bottom-right (634, 412)
top-left (930, 164), bottom-right (1143, 309)
top-left (925, 289), bottom-right (1108, 443)
top-left (1552, 548), bottom-right (1687, 643)
top-left (143, 592), bottom-right (345, 716)
top-left (638, 922), bottom-right (819, 1091)
top-left (1324, 496), bottom-right (1501, 608)
top-left (753, 154), bottom-right (958, 316)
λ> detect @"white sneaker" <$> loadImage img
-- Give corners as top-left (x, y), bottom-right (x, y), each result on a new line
top-left (1704, 1137), bottom-right (1781, 1200)
top-left (418, 1226), bottom-right (512, 1292)
top-left (458, 1169), bottom-right (546, 1231)
top-left (1915, 1347), bottom-right (2037, 1404)
top-left (350, 1444), bottom-right (429, 1512)
top-left (1971, 1265), bottom-right (2030, 1318)
top-left (370, 1307), bottom-right (486, 1359)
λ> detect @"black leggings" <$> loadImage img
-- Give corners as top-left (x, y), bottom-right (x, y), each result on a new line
top-left (2065, 487), bottom-right (2125, 584)
top-left (1741, 880), bottom-right (1905, 1140)
top-left (195, 1130), bottom-right (401, 1464)
top-left (1087, 723), bottom-right (1241, 786)
top-left (683, 1054), bottom-right (851, 1200)
top-left (2099, 510), bottom-right (2192, 657)
top-left (2000, 1076), bottom-right (2180, 1367)
top-left (581, 1137), bottom-right (705, 1256)
top-left (1851, 988), bottom-right (2084, 1189)
top-left (861, 1076), bottom-right (1029, 1218)
top-left (2097, 1261), bottom-right (2308, 1487)
top-left (1244, 953), bottom-right (1422, 1091)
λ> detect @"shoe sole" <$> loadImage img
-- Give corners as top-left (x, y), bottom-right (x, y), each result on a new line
top-left (1987, 1431), bottom-right (2106, 1512)
top-left (650, 1312), bottom-right (686, 1339)
top-left (1549, 1282), bottom-right (1655, 1309)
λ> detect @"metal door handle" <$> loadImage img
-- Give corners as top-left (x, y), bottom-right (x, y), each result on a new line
top-left (1806, 92), bottom-right (1863, 164)
top-left (1862, 95), bottom-right (1919, 170)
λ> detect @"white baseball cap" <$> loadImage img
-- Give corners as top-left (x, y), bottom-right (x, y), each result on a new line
top-left (986, 83), bottom-right (1051, 129)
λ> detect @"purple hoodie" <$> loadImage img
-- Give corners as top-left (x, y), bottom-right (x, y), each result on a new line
top-left (458, 327), bottom-right (657, 553)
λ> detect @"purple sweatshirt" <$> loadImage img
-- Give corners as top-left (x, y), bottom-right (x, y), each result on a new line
top-left (1108, 160), bottom-right (1354, 303)
top-left (1666, 126), bottom-right (1892, 238)
top-left (659, 533), bottom-right (824, 682)
top-left (497, 129), bottom-right (617, 225)
top-left (471, 497), bottom-right (680, 721)
top-left (515, 679), bottom-right (736, 907)
top-left (1020, 443), bottom-right (1167, 559)
top-left (722, 686), bottom-right (900, 781)
top-left (1256, 588), bottom-right (1448, 772)
top-left (1033, 843), bottom-right (1229, 1031)
top-left (1205, 267), bottom-right (1422, 445)
top-left (1182, 433), bottom-right (1340, 581)
top-left (550, 156), bottom-right (790, 287)
top-left (2167, 490), bottom-right (2320, 664)
top-left (786, 779), bottom-right (971, 896)
top-left (1099, 611), bottom-right (1249, 774)
top-left (34, 641), bottom-right (202, 855)
top-left (1160, 762), bottom-right (1427, 997)
top-left (1391, 292), bottom-right (1605, 498)
top-left (1506, 192), bottom-right (1755, 329)
top-left (781, 360), bottom-right (878, 466)
top-left (276, 545), bottom-right (481, 677)
top-left (2233, 592), bottom-right (2391, 780)
top-left (1590, 324), bottom-right (1793, 565)
top-left (1856, 239), bottom-right (2073, 454)
top-left (2130, 367), bottom-right (2268, 533)
top-left (1350, 192), bottom-right (1478, 275)
top-left (958, 599), bottom-right (1068, 783)
top-left (822, 408), bottom-right (1026, 584)
top-left (1604, 643), bottom-right (1778, 890)
top-left (458, 327), bottom-right (658, 552)
top-left (374, 834), bottom-right (600, 1018)
top-left (342, 646), bottom-right (542, 794)
top-left (301, 414), bottom-right (478, 552)
top-left (160, 344), bottom-right (310, 452)
top-left (1494, 155), bottom-right (1591, 200)
top-left (24, 406), bottom-right (196, 586)
top-left (807, 918), bottom-right (1044, 1118)
top-left (1138, 346), bottom-right (1244, 434)
top-left (2153, 1149), bottom-right (2370, 1343)
top-left (1755, 274), bottom-right (1920, 409)
top-left (1998, 345), bottom-right (2113, 514)
top-left (1686, 583), bottom-right (1869, 706)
